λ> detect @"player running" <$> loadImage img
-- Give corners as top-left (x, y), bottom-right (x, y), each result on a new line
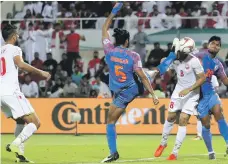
top-left (193, 36), bottom-right (228, 160)
top-left (0, 24), bottom-right (51, 162)
top-left (154, 37), bottom-right (206, 160)
top-left (101, 3), bottom-right (159, 163)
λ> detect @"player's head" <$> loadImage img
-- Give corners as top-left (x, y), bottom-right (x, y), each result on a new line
top-left (2, 23), bottom-right (18, 45)
top-left (112, 28), bottom-right (130, 48)
top-left (208, 36), bottom-right (221, 56)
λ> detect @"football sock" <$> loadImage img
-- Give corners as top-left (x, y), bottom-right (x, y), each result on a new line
top-left (172, 126), bottom-right (186, 156)
top-left (12, 123), bottom-right (37, 146)
top-left (161, 120), bottom-right (174, 146)
top-left (202, 126), bottom-right (214, 153)
top-left (197, 120), bottom-right (202, 137)
top-left (217, 118), bottom-right (228, 144)
top-left (106, 124), bottom-right (117, 154)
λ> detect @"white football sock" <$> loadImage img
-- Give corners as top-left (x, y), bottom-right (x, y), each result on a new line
top-left (172, 126), bottom-right (187, 156)
top-left (14, 124), bottom-right (25, 154)
top-left (161, 120), bottom-right (174, 146)
top-left (14, 124), bottom-right (24, 137)
top-left (12, 123), bottom-right (37, 146)
top-left (197, 120), bottom-right (202, 137)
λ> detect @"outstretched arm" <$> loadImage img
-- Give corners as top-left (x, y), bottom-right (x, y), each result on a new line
top-left (102, 3), bottom-right (123, 41)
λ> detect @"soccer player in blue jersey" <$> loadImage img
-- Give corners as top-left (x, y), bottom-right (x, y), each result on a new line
top-left (193, 36), bottom-right (228, 159)
top-left (101, 3), bottom-right (159, 163)
top-left (158, 36), bottom-right (228, 160)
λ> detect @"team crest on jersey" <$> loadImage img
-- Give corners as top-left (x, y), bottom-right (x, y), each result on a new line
top-left (185, 64), bottom-right (190, 70)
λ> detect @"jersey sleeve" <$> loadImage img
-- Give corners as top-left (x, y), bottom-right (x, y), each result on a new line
top-left (13, 47), bottom-right (22, 58)
top-left (215, 61), bottom-right (227, 80)
top-left (132, 52), bottom-right (143, 71)
top-left (102, 38), bottom-right (114, 55)
top-left (192, 57), bottom-right (204, 74)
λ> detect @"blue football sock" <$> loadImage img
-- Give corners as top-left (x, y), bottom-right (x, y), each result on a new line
top-left (218, 119), bottom-right (228, 144)
top-left (106, 124), bottom-right (117, 154)
top-left (202, 126), bottom-right (214, 153)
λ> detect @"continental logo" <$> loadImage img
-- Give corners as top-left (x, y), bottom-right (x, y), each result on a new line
top-left (52, 101), bottom-right (180, 131)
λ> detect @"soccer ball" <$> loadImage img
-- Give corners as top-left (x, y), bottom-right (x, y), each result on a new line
top-left (179, 37), bottom-right (195, 54)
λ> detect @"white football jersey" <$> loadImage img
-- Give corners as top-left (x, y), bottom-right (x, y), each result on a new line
top-left (0, 44), bottom-right (22, 96)
top-left (169, 54), bottom-right (204, 98)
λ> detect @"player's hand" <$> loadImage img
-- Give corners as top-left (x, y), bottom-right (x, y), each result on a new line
top-left (40, 71), bottom-right (51, 81)
top-left (152, 94), bottom-right (159, 105)
top-left (172, 38), bottom-right (180, 55)
top-left (179, 88), bottom-right (190, 97)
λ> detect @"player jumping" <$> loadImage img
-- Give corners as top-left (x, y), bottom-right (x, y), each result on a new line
top-left (154, 37), bottom-right (206, 160)
top-left (193, 36), bottom-right (228, 159)
top-left (101, 3), bottom-right (159, 163)
top-left (0, 24), bottom-right (51, 162)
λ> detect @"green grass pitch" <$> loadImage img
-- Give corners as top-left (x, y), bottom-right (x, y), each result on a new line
top-left (1, 134), bottom-right (227, 164)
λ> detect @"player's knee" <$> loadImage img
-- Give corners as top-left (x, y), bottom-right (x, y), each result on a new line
top-left (214, 111), bottom-right (224, 122)
top-left (202, 123), bottom-right (210, 129)
top-left (167, 114), bottom-right (176, 123)
top-left (179, 117), bottom-right (188, 126)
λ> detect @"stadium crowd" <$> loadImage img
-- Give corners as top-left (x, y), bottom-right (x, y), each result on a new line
top-left (1, 1), bottom-right (228, 98)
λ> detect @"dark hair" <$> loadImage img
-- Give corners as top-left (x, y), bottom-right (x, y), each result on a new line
top-left (112, 28), bottom-right (130, 47)
top-left (2, 23), bottom-right (17, 41)
top-left (208, 36), bottom-right (221, 46)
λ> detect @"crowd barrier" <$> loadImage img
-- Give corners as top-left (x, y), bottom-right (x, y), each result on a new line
top-left (1, 98), bottom-right (228, 134)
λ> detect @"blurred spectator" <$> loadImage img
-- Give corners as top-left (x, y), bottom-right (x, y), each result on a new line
top-left (131, 25), bottom-right (150, 65)
top-left (43, 53), bottom-right (58, 77)
top-left (112, 11), bottom-right (125, 29)
top-left (207, 10), bottom-right (225, 29)
top-left (42, 2), bottom-right (53, 18)
top-left (179, 7), bottom-right (187, 27)
top-left (22, 2), bottom-right (33, 16)
top-left (77, 75), bottom-right (91, 97)
top-left (22, 22), bottom-right (36, 63)
top-left (172, 8), bottom-right (181, 29)
top-left (22, 52), bottom-right (29, 64)
top-left (64, 25), bottom-right (86, 76)
top-left (93, 76), bottom-right (112, 98)
top-left (51, 23), bottom-right (65, 62)
top-left (63, 77), bottom-right (78, 97)
top-left (142, 1), bottom-right (156, 14)
top-left (88, 51), bottom-right (101, 77)
top-left (72, 66), bottom-right (83, 86)
top-left (54, 64), bottom-right (68, 82)
top-left (49, 78), bottom-right (64, 98)
top-left (157, 1), bottom-right (171, 13)
top-left (33, 1), bottom-right (43, 16)
top-left (149, 9), bottom-right (167, 29)
top-left (35, 22), bottom-right (49, 61)
top-left (99, 65), bottom-right (109, 86)
top-left (199, 8), bottom-right (208, 29)
top-left (124, 9), bottom-right (138, 30)
top-left (200, 40), bottom-right (208, 51)
top-left (31, 52), bottom-right (43, 70)
top-left (164, 43), bottom-right (172, 57)
top-left (24, 9), bottom-right (33, 19)
top-left (75, 56), bottom-right (84, 73)
top-left (39, 77), bottom-right (53, 97)
top-left (59, 53), bottom-right (68, 72)
top-left (21, 74), bottom-right (39, 98)
top-left (146, 42), bottom-right (165, 68)
top-left (89, 90), bottom-right (98, 98)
